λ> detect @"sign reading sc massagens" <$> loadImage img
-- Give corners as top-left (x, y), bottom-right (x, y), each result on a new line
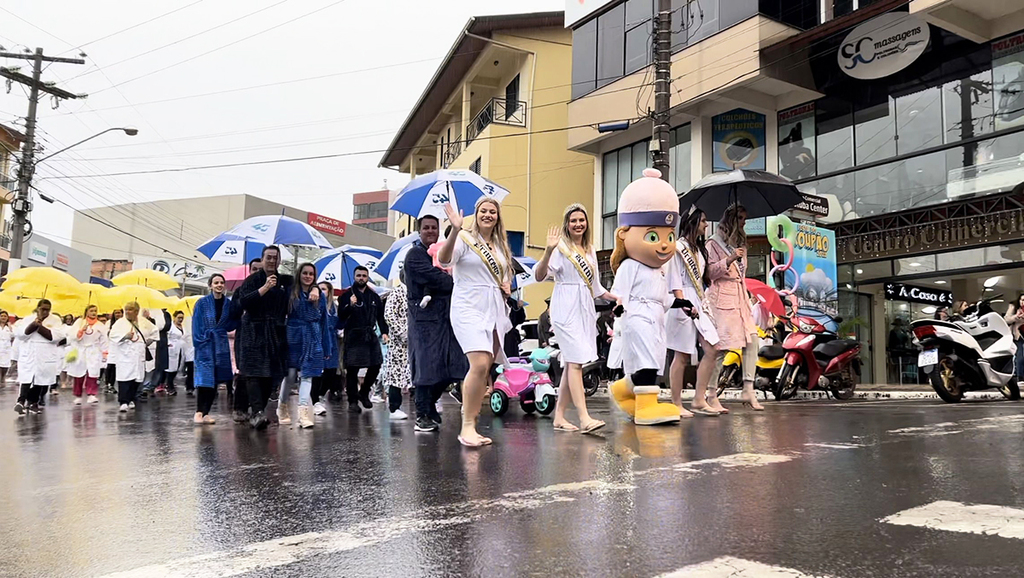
top-left (712, 108), bottom-right (766, 172)
top-left (884, 282), bottom-right (952, 306)
top-left (838, 12), bottom-right (930, 80)
top-left (307, 212), bottom-right (347, 237)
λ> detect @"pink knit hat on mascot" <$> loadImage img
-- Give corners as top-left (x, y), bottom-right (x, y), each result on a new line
top-left (617, 167), bottom-right (680, 228)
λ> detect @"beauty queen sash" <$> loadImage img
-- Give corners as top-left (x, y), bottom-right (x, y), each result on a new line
top-left (678, 240), bottom-right (715, 325)
top-left (557, 241), bottom-right (594, 291)
top-left (459, 230), bottom-right (506, 286)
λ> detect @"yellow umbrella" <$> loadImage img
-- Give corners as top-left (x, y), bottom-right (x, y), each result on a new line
top-left (100, 285), bottom-right (176, 311)
top-left (170, 295), bottom-right (203, 316)
top-left (111, 269), bottom-right (180, 291)
top-left (1, 280), bottom-right (86, 301)
top-left (4, 267), bottom-right (81, 289)
top-left (0, 292), bottom-right (39, 317)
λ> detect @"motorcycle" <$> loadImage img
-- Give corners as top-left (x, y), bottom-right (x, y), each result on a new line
top-left (546, 337), bottom-right (603, 397)
top-left (716, 323), bottom-right (787, 397)
top-left (774, 314), bottom-right (861, 400)
top-left (910, 296), bottom-right (1019, 403)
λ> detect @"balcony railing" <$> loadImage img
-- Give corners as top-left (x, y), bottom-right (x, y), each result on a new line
top-left (441, 137), bottom-right (462, 169)
top-left (466, 98), bottom-right (527, 145)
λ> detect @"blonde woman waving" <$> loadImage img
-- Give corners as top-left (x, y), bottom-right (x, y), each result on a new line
top-left (439, 197), bottom-right (513, 447)
top-left (534, 204), bottom-right (618, 433)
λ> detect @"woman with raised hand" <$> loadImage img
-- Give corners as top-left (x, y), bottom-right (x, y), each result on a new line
top-left (439, 197), bottom-right (514, 447)
top-left (13, 300), bottom-right (64, 415)
top-left (279, 262), bottom-right (325, 429)
top-left (533, 203), bottom-right (618, 433)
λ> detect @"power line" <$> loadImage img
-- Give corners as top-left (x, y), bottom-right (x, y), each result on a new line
top-left (60, 0), bottom-right (209, 54)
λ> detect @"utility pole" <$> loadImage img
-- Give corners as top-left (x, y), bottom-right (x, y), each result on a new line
top-left (0, 48), bottom-right (85, 271)
top-left (651, 0), bottom-right (672, 182)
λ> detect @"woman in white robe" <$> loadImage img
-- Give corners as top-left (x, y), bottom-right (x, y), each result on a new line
top-left (67, 305), bottom-right (108, 405)
top-left (0, 310), bottom-right (14, 384)
top-left (534, 204), bottom-right (618, 434)
top-left (109, 302), bottom-right (158, 412)
top-left (162, 310), bottom-right (186, 395)
top-left (439, 197), bottom-right (514, 447)
top-left (13, 299), bottom-right (63, 415)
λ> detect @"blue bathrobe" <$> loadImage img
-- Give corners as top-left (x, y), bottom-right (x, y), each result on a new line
top-left (287, 289), bottom-right (326, 377)
top-left (323, 304), bottom-right (339, 370)
top-left (192, 294), bottom-right (238, 388)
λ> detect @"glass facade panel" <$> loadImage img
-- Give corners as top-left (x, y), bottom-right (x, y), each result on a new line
top-left (571, 20), bottom-right (597, 99)
top-left (896, 86), bottom-right (943, 154)
top-left (624, 18), bottom-right (651, 74)
top-left (816, 97), bottom-right (854, 174)
top-left (669, 124), bottom-right (691, 191)
top-left (853, 260), bottom-right (892, 282)
top-left (596, 4), bottom-right (625, 89)
top-left (631, 140), bottom-right (648, 177)
top-left (602, 153), bottom-right (618, 216)
top-left (602, 215), bottom-right (617, 250)
top-left (942, 72), bottom-right (995, 144)
top-left (616, 147), bottom-right (632, 192)
top-left (854, 98), bottom-right (896, 164)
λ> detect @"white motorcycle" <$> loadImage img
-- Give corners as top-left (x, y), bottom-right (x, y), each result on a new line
top-left (911, 296), bottom-right (1019, 403)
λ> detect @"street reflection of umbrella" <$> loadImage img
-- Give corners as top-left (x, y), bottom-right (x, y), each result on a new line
top-left (197, 233), bottom-right (294, 264)
top-left (111, 269), bottom-right (180, 291)
top-left (679, 170), bottom-right (803, 220)
top-left (745, 278), bottom-right (785, 317)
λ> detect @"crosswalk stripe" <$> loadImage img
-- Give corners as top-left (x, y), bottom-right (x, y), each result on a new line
top-left (656, 556), bottom-right (832, 577)
top-left (881, 500), bottom-right (1024, 540)
top-left (638, 453), bottom-right (795, 476)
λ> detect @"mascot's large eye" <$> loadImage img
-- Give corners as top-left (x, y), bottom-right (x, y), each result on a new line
top-left (644, 231), bottom-right (660, 243)
top-left (667, 232), bottom-right (676, 243)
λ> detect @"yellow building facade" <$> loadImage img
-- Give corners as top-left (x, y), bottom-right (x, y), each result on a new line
top-left (381, 11), bottom-right (595, 318)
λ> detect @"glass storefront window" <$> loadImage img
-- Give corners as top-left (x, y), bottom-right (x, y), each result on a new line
top-left (602, 154), bottom-right (618, 217)
top-left (602, 215), bottom-right (617, 250)
top-left (816, 97), bottom-right (854, 174)
top-left (895, 255), bottom-right (938, 277)
top-left (942, 72), bottom-right (995, 144)
top-left (855, 98), bottom-right (896, 164)
top-left (853, 260), bottom-right (892, 283)
top-left (669, 124), bottom-right (691, 191)
top-left (596, 4), bottom-right (625, 90)
top-left (896, 86), bottom-right (943, 154)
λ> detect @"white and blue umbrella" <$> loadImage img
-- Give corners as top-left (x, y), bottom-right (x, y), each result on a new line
top-left (373, 234), bottom-right (419, 281)
top-left (390, 169), bottom-right (510, 220)
top-left (196, 233), bottom-right (293, 264)
top-left (512, 256), bottom-right (537, 290)
top-left (224, 215), bottom-right (333, 249)
top-left (314, 245), bottom-right (384, 288)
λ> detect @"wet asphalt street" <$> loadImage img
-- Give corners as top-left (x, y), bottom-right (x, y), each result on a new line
top-left (4, 386), bottom-right (1024, 578)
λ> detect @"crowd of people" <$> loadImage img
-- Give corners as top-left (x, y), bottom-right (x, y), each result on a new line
top-left (5, 170), bottom-right (828, 447)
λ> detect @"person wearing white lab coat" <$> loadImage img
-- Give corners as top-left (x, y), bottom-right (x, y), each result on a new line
top-left (13, 299), bottom-right (64, 415)
top-left (109, 302), bottom-right (158, 412)
top-left (162, 310), bottom-right (187, 395)
top-left (67, 305), bottom-right (109, 405)
top-left (0, 311), bottom-right (13, 384)
top-left (439, 197), bottom-right (514, 447)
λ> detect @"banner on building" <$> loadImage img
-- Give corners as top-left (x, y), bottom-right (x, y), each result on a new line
top-left (778, 103), bottom-right (816, 180)
top-left (837, 12), bottom-right (930, 80)
top-left (992, 31), bottom-right (1024, 130)
top-left (712, 108), bottom-right (766, 172)
top-left (788, 223), bottom-right (837, 316)
top-left (308, 212), bottom-right (347, 237)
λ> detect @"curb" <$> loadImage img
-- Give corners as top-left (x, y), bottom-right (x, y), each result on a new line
top-left (594, 386), bottom-right (1009, 402)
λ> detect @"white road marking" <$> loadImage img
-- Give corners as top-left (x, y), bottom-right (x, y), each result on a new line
top-left (881, 501), bottom-right (1024, 540)
top-left (804, 443), bottom-right (864, 449)
top-left (886, 415), bottom-right (1024, 437)
top-left (639, 453), bottom-right (795, 475)
top-left (97, 479), bottom-right (634, 578)
top-left (657, 556), bottom-right (833, 577)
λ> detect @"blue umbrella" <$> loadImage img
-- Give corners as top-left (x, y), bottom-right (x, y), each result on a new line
top-left (390, 169), bottom-right (510, 220)
top-left (314, 245), bottom-right (384, 287)
top-left (512, 256), bottom-right (537, 290)
top-left (224, 215), bottom-right (333, 249)
top-left (196, 233), bottom-right (294, 264)
top-left (373, 234), bottom-right (419, 281)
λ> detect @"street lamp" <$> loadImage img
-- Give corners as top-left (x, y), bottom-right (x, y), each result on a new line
top-left (35, 127), bottom-right (138, 164)
top-left (8, 126), bottom-right (138, 271)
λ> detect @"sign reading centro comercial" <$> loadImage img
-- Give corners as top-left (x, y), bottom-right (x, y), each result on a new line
top-left (838, 12), bottom-right (930, 80)
top-left (307, 212), bottom-right (346, 237)
top-left (884, 283), bottom-right (952, 306)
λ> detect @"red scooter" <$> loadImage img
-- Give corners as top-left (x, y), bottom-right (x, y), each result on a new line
top-left (773, 314), bottom-right (861, 400)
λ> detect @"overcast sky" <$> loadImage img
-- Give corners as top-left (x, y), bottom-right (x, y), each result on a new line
top-left (0, 0), bottom-right (561, 251)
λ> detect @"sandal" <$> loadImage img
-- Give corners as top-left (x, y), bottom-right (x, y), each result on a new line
top-left (554, 423), bottom-right (580, 432)
top-left (581, 420), bottom-right (606, 434)
top-left (690, 405), bottom-right (720, 416)
top-left (458, 434), bottom-right (494, 447)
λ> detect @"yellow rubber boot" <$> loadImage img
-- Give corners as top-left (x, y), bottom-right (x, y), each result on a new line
top-left (633, 386), bottom-right (681, 425)
top-left (610, 375), bottom-right (636, 417)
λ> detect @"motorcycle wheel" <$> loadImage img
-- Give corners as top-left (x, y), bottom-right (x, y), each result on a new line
top-left (774, 363), bottom-right (799, 401)
top-left (829, 367), bottom-right (857, 400)
top-left (929, 358), bottom-right (964, 403)
top-left (716, 364), bottom-right (739, 398)
top-left (583, 372), bottom-right (600, 397)
top-left (999, 380), bottom-right (1021, 401)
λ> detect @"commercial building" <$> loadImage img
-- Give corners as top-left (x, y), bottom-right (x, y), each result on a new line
top-left (19, 233), bottom-right (92, 282)
top-left (566, 0), bottom-right (1024, 384)
top-left (380, 11), bottom-right (596, 317)
top-left (352, 189), bottom-right (393, 234)
top-left (0, 124), bottom-right (25, 273)
top-left (70, 193), bottom-right (394, 291)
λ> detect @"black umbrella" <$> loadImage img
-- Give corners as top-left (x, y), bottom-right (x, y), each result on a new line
top-left (678, 169), bottom-right (803, 220)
